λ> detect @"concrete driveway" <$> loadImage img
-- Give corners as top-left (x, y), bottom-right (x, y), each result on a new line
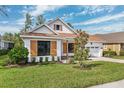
top-left (90, 57), bottom-right (124, 63)
top-left (89, 79), bottom-right (124, 88)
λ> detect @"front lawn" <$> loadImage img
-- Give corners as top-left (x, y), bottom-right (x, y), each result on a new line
top-left (0, 59), bottom-right (124, 87)
top-left (111, 56), bottom-right (124, 60)
top-left (0, 55), bottom-right (9, 66)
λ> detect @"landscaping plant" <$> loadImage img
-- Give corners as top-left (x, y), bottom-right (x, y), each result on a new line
top-left (45, 57), bottom-right (49, 62)
top-left (8, 47), bottom-right (28, 64)
top-left (74, 30), bottom-right (89, 69)
top-left (31, 57), bottom-right (36, 63)
top-left (0, 49), bottom-right (9, 56)
top-left (57, 57), bottom-right (60, 62)
top-left (103, 49), bottom-right (116, 57)
top-left (120, 50), bottom-right (124, 56)
top-left (52, 56), bottom-right (55, 62)
top-left (39, 57), bottom-right (43, 63)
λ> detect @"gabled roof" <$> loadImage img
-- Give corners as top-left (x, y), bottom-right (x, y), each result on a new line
top-left (47, 18), bottom-right (77, 34)
top-left (95, 31), bottom-right (124, 43)
top-left (30, 24), bottom-right (58, 35)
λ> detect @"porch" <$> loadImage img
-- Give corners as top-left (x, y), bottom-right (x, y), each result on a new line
top-left (26, 38), bottom-right (75, 62)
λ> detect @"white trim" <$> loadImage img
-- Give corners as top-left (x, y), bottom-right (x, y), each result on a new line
top-left (20, 35), bottom-right (63, 39)
top-left (30, 24), bottom-right (58, 35)
top-left (47, 18), bottom-right (77, 34)
top-left (89, 40), bottom-right (105, 43)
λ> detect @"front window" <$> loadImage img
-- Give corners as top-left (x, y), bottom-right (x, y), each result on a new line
top-left (38, 41), bottom-right (50, 56)
top-left (68, 43), bottom-right (74, 53)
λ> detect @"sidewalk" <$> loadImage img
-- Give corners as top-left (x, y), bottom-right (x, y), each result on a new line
top-left (90, 57), bottom-right (124, 63)
top-left (89, 79), bottom-right (124, 88)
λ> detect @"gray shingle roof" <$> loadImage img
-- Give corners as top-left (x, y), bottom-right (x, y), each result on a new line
top-left (95, 31), bottom-right (124, 43)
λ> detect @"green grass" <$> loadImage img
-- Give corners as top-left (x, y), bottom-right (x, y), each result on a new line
top-left (111, 56), bottom-right (124, 60)
top-left (0, 55), bottom-right (9, 66)
top-left (0, 59), bottom-right (124, 88)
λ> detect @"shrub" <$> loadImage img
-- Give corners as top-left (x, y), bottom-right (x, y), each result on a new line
top-left (8, 47), bottom-right (29, 64)
top-left (0, 49), bottom-right (9, 56)
top-left (31, 57), bottom-right (36, 63)
top-left (103, 50), bottom-right (117, 57)
top-left (57, 57), bottom-right (60, 62)
top-left (120, 50), bottom-right (124, 56)
top-left (39, 57), bottom-right (43, 63)
top-left (45, 57), bottom-right (49, 62)
top-left (52, 56), bottom-right (55, 62)
top-left (68, 58), bottom-right (75, 64)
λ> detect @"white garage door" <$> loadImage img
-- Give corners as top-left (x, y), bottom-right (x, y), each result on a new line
top-left (89, 47), bottom-right (101, 57)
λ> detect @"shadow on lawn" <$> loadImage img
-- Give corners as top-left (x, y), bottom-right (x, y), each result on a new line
top-left (73, 63), bottom-right (103, 70)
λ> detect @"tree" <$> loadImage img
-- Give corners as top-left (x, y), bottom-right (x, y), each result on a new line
top-left (2, 32), bottom-right (14, 41)
top-left (14, 33), bottom-right (24, 48)
top-left (36, 15), bottom-right (45, 26)
top-left (67, 22), bottom-right (74, 28)
top-left (2, 32), bottom-right (24, 48)
top-left (24, 13), bottom-right (32, 32)
top-left (74, 29), bottom-right (89, 69)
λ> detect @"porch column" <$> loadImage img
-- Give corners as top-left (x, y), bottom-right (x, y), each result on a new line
top-left (23, 39), bottom-right (31, 62)
top-left (66, 40), bottom-right (69, 60)
top-left (57, 40), bottom-right (62, 60)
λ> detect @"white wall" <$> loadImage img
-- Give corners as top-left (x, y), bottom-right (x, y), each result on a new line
top-left (85, 42), bottom-right (103, 57)
top-left (48, 20), bottom-right (74, 34)
top-left (33, 25), bottom-right (54, 34)
top-left (57, 40), bottom-right (62, 60)
top-left (23, 39), bottom-right (31, 62)
top-left (23, 38), bottom-right (63, 62)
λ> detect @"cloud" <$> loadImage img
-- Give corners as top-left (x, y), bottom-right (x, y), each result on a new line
top-left (30, 5), bottom-right (65, 16)
top-left (0, 25), bottom-right (20, 34)
top-left (77, 5), bottom-right (116, 16)
top-left (60, 6), bottom-right (117, 21)
top-left (74, 11), bottom-right (124, 25)
top-left (81, 22), bottom-right (124, 34)
top-left (16, 18), bottom-right (25, 26)
top-left (0, 21), bottom-right (9, 24)
top-left (61, 12), bottom-right (74, 20)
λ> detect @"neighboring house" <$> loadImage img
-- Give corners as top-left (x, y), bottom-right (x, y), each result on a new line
top-left (0, 40), bottom-right (14, 50)
top-left (95, 32), bottom-right (124, 55)
top-left (20, 18), bottom-right (104, 62)
top-left (86, 35), bottom-right (104, 57)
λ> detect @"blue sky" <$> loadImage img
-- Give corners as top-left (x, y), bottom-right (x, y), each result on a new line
top-left (0, 5), bottom-right (124, 34)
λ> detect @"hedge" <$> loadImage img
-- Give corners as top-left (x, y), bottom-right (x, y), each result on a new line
top-left (103, 51), bottom-right (117, 57)
top-left (0, 49), bottom-right (9, 56)
top-left (120, 50), bottom-right (124, 56)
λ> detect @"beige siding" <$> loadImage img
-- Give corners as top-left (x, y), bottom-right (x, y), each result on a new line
top-left (103, 43), bottom-right (121, 55)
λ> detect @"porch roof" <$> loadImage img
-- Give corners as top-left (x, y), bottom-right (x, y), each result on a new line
top-left (20, 33), bottom-right (104, 42)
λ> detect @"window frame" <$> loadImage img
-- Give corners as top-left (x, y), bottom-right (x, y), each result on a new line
top-left (37, 41), bottom-right (50, 56)
top-left (68, 43), bottom-right (74, 53)
top-left (54, 24), bottom-right (62, 31)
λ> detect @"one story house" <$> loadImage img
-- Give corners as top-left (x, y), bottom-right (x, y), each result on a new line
top-left (95, 32), bottom-right (124, 55)
top-left (20, 18), bottom-right (104, 62)
top-left (0, 39), bottom-right (14, 50)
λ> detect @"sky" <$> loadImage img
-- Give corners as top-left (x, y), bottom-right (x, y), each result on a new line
top-left (0, 5), bottom-right (124, 34)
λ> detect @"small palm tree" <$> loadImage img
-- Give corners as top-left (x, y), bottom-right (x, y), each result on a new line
top-left (24, 12), bottom-right (32, 32)
top-left (36, 15), bottom-right (45, 26)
